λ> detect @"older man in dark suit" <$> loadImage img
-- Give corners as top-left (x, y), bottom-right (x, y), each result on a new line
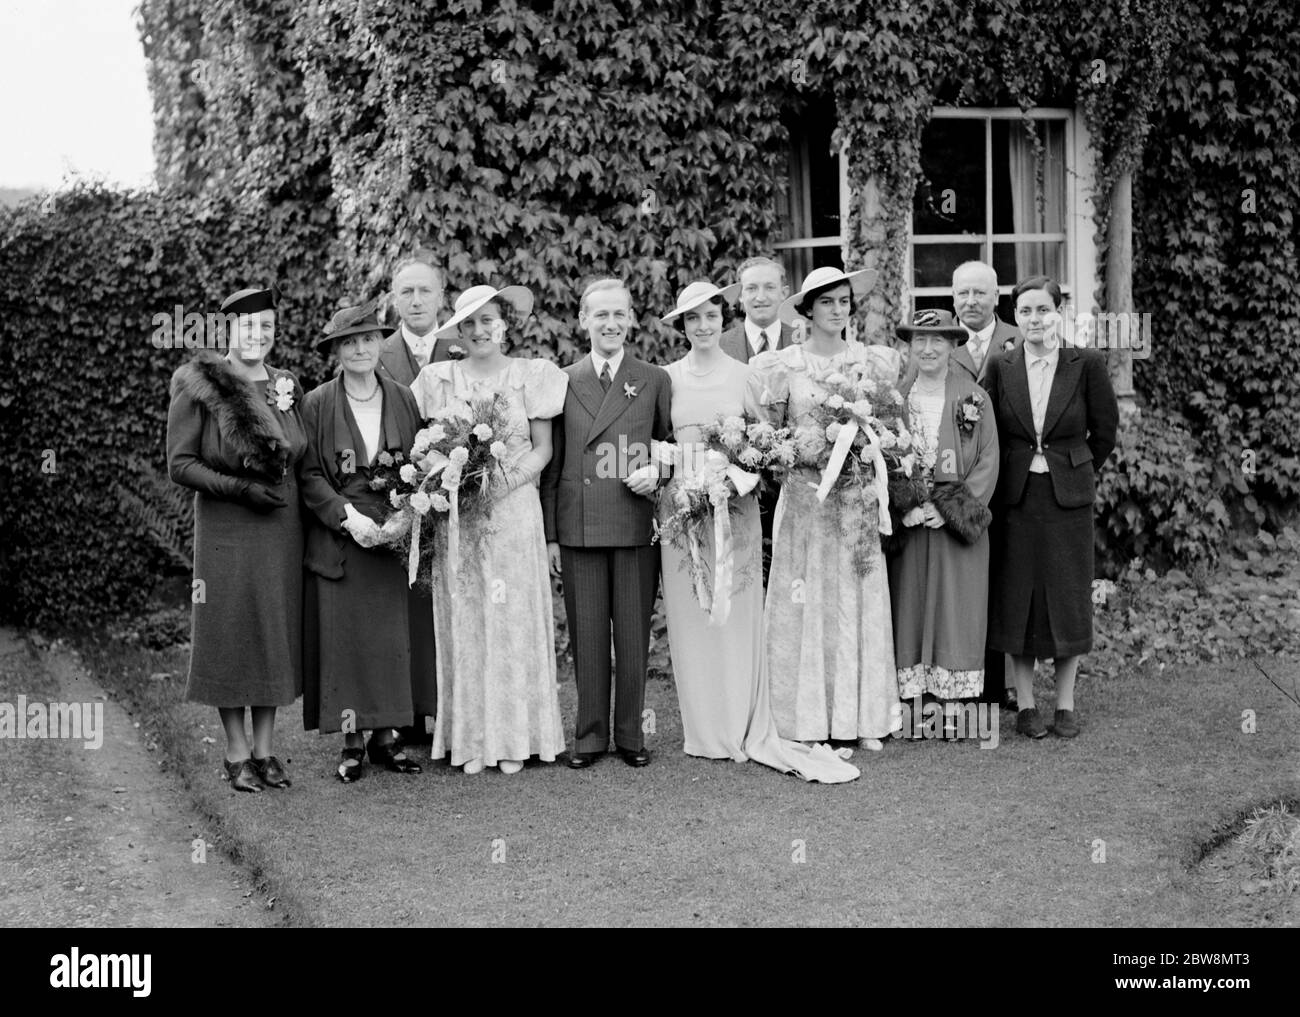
top-left (946, 260), bottom-right (1022, 712)
top-left (377, 253), bottom-right (454, 385)
top-left (542, 279), bottom-right (672, 769)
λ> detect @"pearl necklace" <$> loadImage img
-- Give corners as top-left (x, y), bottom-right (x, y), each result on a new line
top-left (344, 379), bottom-right (380, 402)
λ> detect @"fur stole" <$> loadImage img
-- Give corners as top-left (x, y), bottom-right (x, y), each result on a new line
top-left (170, 351), bottom-right (290, 481)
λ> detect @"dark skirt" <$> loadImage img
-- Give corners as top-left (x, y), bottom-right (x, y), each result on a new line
top-left (185, 477), bottom-right (303, 708)
top-left (303, 542), bottom-right (429, 733)
top-left (988, 473), bottom-right (1094, 658)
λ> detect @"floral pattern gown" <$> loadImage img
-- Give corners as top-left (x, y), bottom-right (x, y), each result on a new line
top-left (412, 358), bottom-right (568, 767)
top-left (747, 341), bottom-right (904, 742)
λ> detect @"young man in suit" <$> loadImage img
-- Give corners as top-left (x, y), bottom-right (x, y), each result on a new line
top-left (720, 256), bottom-right (793, 586)
top-left (541, 279), bottom-right (673, 769)
top-left (719, 256), bottom-right (795, 364)
top-left (377, 253), bottom-right (452, 386)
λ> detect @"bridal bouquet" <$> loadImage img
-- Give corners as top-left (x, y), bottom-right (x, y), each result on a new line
top-left (370, 390), bottom-right (513, 586)
top-left (791, 363), bottom-right (917, 573)
top-left (654, 414), bottom-right (792, 624)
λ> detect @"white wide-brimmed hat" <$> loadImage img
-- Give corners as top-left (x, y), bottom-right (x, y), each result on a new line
top-left (435, 284), bottom-right (534, 338)
top-left (776, 266), bottom-right (878, 326)
top-left (659, 280), bottom-right (741, 323)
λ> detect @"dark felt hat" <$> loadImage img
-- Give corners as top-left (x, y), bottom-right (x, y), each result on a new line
top-left (220, 283), bottom-right (281, 315)
top-left (896, 308), bottom-right (969, 345)
top-left (316, 298), bottom-right (396, 353)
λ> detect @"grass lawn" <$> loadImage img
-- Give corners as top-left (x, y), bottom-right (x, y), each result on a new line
top-left (77, 631), bottom-right (1299, 927)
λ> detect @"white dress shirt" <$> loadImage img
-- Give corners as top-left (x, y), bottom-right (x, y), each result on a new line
top-left (1026, 345), bottom-right (1059, 474)
top-left (402, 323), bottom-right (438, 369)
top-left (964, 319), bottom-right (997, 375)
top-left (744, 318), bottom-right (780, 357)
top-left (590, 348), bottom-right (625, 386)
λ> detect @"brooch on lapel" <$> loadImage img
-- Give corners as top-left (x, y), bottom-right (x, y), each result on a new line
top-left (624, 382), bottom-right (638, 400)
top-left (447, 345), bottom-right (467, 360)
top-left (269, 375), bottom-right (295, 412)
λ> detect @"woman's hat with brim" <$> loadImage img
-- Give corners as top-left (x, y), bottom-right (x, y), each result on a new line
top-left (777, 266), bottom-right (878, 326)
top-left (316, 298), bottom-right (395, 353)
top-left (659, 280), bottom-right (741, 323)
top-left (435, 284), bottom-right (534, 338)
top-left (896, 308), bottom-right (969, 345)
top-left (221, 283), bottom-right (281, 315)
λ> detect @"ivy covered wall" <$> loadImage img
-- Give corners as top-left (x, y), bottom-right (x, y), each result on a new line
top-left (2, 0), bottom-right (1295, 628)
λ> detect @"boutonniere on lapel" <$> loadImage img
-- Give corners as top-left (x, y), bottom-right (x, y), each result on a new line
top-left (1001, 338), bottom-right (1016, 353)
top-left (957, 391), bottom-right (984, 434)
top-left (624, 382), bottom-right (638, 400)
top-left (269, 375), bottom-right (295, 412)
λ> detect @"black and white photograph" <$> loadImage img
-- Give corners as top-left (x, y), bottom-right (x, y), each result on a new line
top-left (0, 0), bottom-right (1296, 967)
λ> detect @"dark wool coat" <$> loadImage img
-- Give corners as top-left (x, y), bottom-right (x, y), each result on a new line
top-left (166, 352), bottom-right (307, 707)
top-left (887, 369), bottom-right (1000, 676)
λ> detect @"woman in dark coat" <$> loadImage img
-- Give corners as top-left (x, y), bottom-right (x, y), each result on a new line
top-left (888, 310), bottom-right (999, 735)
top-left (167, 284), bottom-right (307, 792)
top-left (299, 300), bottom-right (432, 781)
top-left (981, 276), bottom-right (1118, 740)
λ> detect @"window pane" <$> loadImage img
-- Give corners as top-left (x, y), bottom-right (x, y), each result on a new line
top-left (912, 242), bottom-right (983, 289)
top-left (992, 119), bottom-right (1066, 234)
top-left (777, 99), bottom-right (841, 242)
top-left (914, 118), bottom-right (986, 235)
top-left (993, 241), bottom-right (1065, 290)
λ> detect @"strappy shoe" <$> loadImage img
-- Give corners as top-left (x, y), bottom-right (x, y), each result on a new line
top-left (250, 754), bottom-right (292, 788)
top-left (223, 757), bottom-right (262, 793)
top-left (368, 739), bottom-right (423, 774)
top-left (337, 746), bottom-right (365, 783)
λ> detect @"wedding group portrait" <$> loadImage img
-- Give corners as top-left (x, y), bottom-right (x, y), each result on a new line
top-left (1, 0), bottom-right (1297, 946)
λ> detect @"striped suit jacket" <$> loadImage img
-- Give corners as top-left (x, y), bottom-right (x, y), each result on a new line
top-left (376, 329), bottom-right (458, 387)
top-left (540, 353), bottom-right (673, 547)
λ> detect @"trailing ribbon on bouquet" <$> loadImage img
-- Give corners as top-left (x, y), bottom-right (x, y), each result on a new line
top-left (708, 501), bottom-right (734, 626)
top-left (441, 466), bottom-right (462, 576)
top-left (812, 420), bottom-right (892, 535)
top-left (408, 451), bottom-right (450, 587)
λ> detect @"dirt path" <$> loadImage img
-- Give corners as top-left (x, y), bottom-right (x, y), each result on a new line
top-left (0, 628), bottom-right (281, 927)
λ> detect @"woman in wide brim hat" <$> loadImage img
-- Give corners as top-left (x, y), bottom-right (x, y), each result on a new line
top-left (658, 278), bottom-right (860, 782)
top-left (744, 263), bottom-right (906, 753)
top-left (298, 298), bottom-right (430, 782)
top-left (411, 282), bottom-right (569, 776)
top-left (886, 308), bottom-right (1000, 738)
top-left (776, 265), bottom-right (878, 331)
top-left (166, 283), bottom-right (307, 793)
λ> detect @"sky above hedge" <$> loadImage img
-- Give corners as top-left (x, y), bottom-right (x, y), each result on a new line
top-left (0, 0), bottom-right (152, 190)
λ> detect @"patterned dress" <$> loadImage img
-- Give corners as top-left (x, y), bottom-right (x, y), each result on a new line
top-left (412, 358), bottom-right (568, 766)
top-left (747, 342), bottom-right (903, 742)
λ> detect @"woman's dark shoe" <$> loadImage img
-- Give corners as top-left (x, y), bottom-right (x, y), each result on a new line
top-left (1015, 707), bottom-right (1048, 739)
top-left (368, 739), bottom-right (423, 774)
top-left (1052, 709), bottom-right (1080, 738)
top-left (250, 754), bottom-right (292, 788)
top-left (337, 746), bottom-right (365, 783)
top-left (1000, 689), bottom-right (1019, 712)
top-left (223, 758), bottom-right (262, 793)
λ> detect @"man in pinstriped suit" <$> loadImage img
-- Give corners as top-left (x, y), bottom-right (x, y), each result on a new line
top-left (541, 278), bottom-right (673, 769)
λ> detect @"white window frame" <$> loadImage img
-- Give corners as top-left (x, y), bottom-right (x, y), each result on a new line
top-left (905, 106), bottom-right (1098, 315)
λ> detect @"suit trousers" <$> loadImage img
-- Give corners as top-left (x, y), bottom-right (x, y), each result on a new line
top-left (561, 544), bottom-right (660, 754)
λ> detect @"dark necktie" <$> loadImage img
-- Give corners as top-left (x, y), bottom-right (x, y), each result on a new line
top-left (755, 329), bottom-right (769, 354)
top-left (599, 362), bottom-right (612, 392)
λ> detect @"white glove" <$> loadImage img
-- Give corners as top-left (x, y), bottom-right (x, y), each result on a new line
top-left (342, 503), bottom-right (382, 548)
